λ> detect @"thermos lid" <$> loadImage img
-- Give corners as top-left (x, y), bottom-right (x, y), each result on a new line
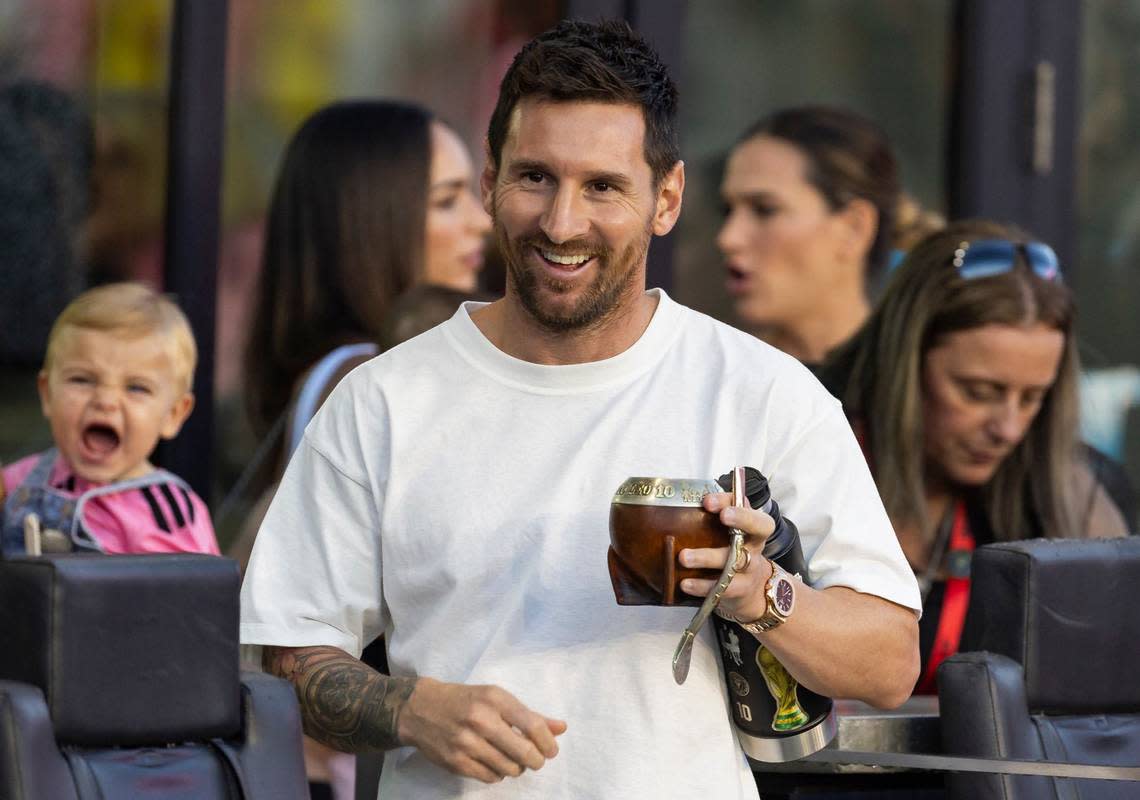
top-left (716, 466), bottom-right (770, 509)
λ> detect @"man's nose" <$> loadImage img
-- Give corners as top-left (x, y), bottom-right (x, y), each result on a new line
top-left (540, 186), bottom-right (590, 244)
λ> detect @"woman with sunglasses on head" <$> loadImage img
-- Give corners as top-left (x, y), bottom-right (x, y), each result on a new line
top-left (820, 219), bottom-right (1128, 694)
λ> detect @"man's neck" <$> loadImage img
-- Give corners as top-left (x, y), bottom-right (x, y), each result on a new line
top-left (470, 291), bottom-right (659, 365)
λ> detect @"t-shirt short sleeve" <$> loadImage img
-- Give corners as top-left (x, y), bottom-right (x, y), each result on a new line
top-left (239, 416), bottom-right (386, 658)
top-left (768, 400), bottom-right (922, 615)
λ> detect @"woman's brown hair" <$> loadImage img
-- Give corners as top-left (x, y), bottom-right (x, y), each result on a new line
top-left (244, 100), bottom-right (433, 435)
top-left (740, 106), bottom-right (902, 288)
top-left (825, 219), bottom-right (1082, 542)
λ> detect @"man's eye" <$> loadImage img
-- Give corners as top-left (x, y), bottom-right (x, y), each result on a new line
top-left (749, 201), bottom-right (777, 218)
top-left (523, 171), bottom-right (545, 184)
top-left (591, 181), bottom-right (611, 192)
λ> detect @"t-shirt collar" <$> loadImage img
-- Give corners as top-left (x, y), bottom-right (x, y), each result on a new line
top-left (443, 288), bottom-right (685, 394)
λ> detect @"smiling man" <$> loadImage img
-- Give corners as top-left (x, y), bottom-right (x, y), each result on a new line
top-left (240, 19), bottom-right (921, 799)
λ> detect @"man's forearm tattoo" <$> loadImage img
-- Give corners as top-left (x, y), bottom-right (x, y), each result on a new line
top-left (263, 645), bottom-right (417, 753)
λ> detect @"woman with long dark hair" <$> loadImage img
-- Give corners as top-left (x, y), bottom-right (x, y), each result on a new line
top-left (245, 100), bottom-right (490, 443)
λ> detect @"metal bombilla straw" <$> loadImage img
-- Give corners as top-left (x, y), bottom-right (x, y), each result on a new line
top-left (672, 465), bottom-right (748, 684)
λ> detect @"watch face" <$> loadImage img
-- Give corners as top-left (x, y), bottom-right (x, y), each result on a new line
top-left (772, 576), bottom-right (795, 616)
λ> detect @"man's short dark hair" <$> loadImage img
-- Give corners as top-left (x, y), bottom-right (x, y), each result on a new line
top-left (487, 18), bottom-right (679, 187)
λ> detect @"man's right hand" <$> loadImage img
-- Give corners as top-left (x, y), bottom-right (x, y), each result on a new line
top-left (398, 677), bottom-right (567, 784)
top-left (263, 645), bottom-right (565, 784)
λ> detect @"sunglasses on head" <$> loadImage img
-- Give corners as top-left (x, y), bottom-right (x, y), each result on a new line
top-left (952, 239), bottom-right (1062, 282)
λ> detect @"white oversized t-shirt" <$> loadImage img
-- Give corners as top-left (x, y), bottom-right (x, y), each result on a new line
top-left (240, 290), bottom-right (920, 799)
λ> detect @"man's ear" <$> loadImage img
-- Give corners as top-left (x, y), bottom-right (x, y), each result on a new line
top-left (836, 197), bottom-right (879, 262)
top-left (159, 392), bottom-right (196, 440)
top-left (480, 139), bottom-right (498, 216)
top-left (651, 160), bottom-right (685, 237)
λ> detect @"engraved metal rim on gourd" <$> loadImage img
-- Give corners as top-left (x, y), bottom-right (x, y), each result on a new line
top-left (611, 477), bottom-right (724, 508)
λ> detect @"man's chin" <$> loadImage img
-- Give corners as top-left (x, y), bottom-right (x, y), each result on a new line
top-left (521, 296), bottom-right (593, 332)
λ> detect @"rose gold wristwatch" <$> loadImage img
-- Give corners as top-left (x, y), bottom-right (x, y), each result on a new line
top-left (735, 559), bottom-right (799, 634)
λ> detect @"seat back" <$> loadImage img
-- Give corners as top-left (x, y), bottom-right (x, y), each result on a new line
top-left (0, 554), bottom-right (307, 799)
top-left (939, 537), bottom-right (1140, 800)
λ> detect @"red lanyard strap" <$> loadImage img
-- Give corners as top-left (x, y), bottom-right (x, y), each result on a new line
top-left (915, 502), bottom-right (975, 694)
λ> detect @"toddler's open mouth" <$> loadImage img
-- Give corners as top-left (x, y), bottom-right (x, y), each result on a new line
top-left (82, 423), bottom-right (121, 456)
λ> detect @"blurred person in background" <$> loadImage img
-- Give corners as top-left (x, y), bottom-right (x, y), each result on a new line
top-left (244, 99), bottom-right (491, 460)
top-left (820, 219), bottom-right (1129, 694)
top-left (0, 81), bottom-right (90, 367)
top-left (717, 105), bottom-right (941, 369)
top-left (236, 98), bottom-right (490, 800)
top-left (0, 81), bottom-right (92, 463)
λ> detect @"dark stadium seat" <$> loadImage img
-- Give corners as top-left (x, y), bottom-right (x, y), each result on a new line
top-left (0, 554), bottom-right (307, 799)
top-left (938, 537), bottom-right (1140, 800)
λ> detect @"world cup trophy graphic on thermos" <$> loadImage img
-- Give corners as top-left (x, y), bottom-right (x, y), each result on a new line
top-left (607, 466), bottom-right (837, 762)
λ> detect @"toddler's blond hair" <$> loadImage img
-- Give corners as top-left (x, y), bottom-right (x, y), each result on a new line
top-left (44, 282), bottom-right (198, 394)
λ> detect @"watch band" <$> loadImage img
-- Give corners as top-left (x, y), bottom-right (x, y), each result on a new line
top-left (734, 559), bottom-right (799, 634)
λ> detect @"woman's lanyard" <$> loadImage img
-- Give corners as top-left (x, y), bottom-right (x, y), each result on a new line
top-left (915, 500), bottom-right (976, 694)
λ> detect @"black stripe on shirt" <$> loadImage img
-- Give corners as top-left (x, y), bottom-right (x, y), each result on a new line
top-left (140, 486), bottom-right (171, 533)
top-left (178, 486), bottom-right (196, 523)
top-left (159, 484), bottom-right (187, 529)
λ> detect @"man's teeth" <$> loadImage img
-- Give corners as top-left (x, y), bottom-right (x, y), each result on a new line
top-left (542, 251), bottom-right (591, 266)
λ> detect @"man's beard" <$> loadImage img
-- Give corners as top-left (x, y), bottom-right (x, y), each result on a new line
top-left (495, 217), bottom-right (653, 333)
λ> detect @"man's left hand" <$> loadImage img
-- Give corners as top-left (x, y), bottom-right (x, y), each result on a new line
top-left (678, 490), bottom-right (775, 622)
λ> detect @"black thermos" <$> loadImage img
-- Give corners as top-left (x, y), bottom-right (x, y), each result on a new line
top-left (712, 467), bottom-right (837, 762)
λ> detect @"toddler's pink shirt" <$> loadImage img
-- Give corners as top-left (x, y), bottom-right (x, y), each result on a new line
top-left (3, 452), bottom-right (220, 555)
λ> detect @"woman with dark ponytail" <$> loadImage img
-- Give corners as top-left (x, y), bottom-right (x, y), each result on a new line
top-left (717, 105), bottom-right (938, 367)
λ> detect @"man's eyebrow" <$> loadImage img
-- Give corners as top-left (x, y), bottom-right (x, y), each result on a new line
top-left (507, 159), bottom-right (551, 175)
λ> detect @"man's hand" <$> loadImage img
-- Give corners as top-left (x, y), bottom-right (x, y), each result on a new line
top-left (678, 490), bottom-right (776, 621)
top-left (673, 491), bottom-right (920, 708)
top-left (399, 677), bottom-right (567, 784)
top-left (263, 645), bottom-right (566, 784)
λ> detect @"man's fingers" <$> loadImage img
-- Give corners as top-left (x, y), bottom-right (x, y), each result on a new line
top-left (403, 680), bottom-right (563, 781)
top-left (703, 492), bottom-right (776, 538)
top-left (680, 544), bottom-right (732, 570)
top-left (501, 705), bottom-right (562, 761)
top-left (702, 491), bottom-right (733, 512)
top-left (452, 753), bottom-right (503, 784)
top-left (462, 729), bottom-right (532, 780)
top-left (546, 717), bottom-right (568, 736)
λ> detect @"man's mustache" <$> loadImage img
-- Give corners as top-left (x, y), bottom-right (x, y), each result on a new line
top-left (512, 233), bottom-right (609, 260)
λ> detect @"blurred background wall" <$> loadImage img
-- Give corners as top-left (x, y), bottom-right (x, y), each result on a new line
top-left (1, 0), bottom-right (1137, 547)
